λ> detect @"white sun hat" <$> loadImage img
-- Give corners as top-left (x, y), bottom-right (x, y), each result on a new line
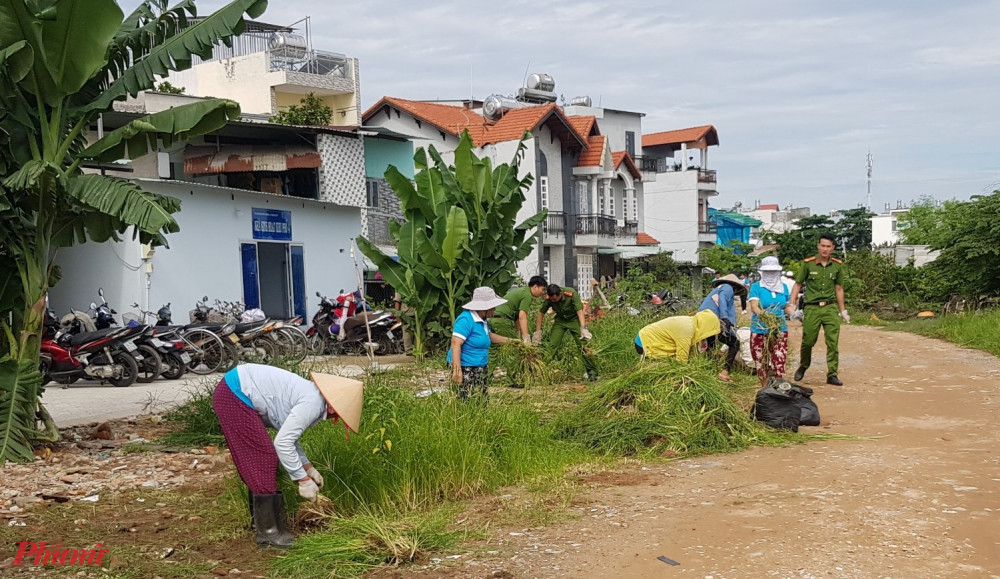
top-left (759, 256), bottom-right (783, 271)
top-left (462, 287), bottom-right (508, 311)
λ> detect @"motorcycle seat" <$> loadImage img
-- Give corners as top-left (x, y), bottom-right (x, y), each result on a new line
top-left (234, 320), bottom-right (269, 334)
top-left (66, 327), bottom-right (119, 346)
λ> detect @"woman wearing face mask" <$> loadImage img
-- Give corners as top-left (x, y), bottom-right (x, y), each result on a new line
top-left (748, 256), bottom-right (791, 382)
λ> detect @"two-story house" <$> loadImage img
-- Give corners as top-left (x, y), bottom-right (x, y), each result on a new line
top-left (640, 125), bottom-right (720, 264)
top-left (362, 90), bottom-right (659, 299)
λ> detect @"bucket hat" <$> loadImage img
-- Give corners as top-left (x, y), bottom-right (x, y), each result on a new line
top-left (759, 256), bottom-right (783, 272)
top-left (462, 287), bottom-right (507, 311)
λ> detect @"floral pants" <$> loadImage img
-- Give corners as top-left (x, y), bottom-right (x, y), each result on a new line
top-left (457, 365), bottom-right (489, 400)
top-left (750, 331), bottom-right (788, 380)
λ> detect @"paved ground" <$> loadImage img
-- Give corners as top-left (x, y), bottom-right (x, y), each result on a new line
top-left (43, 355), bottom-right (409, 427)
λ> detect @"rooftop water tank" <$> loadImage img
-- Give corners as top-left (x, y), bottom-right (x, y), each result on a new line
top-left (269, 33), bottom-right (307, 56)
top-left (526, 73), bottom-right (555, 92)
top-left (483, 95), bottom-right (523, 123)
top-left (569, 95), bottom-right (592, 107)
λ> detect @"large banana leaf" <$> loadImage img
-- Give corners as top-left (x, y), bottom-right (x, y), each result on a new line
top-left (440, 206), bottom-right (468, 270)
top-left (0, 41), bottom-right (33, 86)
top-left (0, 352), bottom-right (40, 463)
top-left (80, 99), bottom-right (241, 162)
top-left (39, 0), bottom-right (122, 96)
top-left (80, 0), bottom-right (267, 114)
top-left (65, 174), bottom-right (180, 238)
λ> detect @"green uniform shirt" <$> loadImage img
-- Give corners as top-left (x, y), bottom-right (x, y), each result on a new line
top-left (540, 287), bottom-right (584, 323)
top-left (795, 256), bottom-right (846, 303)
top-left (494, 286), bottom-right (535, 321)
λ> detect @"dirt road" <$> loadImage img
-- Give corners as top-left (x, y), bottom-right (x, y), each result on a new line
top-left (435, 325), bottom-right (1000, 578)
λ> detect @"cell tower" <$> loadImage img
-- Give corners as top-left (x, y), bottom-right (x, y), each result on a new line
top-left (865, 150), bottom-right (873, 211)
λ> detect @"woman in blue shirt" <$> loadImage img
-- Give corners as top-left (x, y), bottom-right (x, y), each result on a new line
top-left (698, 273), bottom-right (748, 382)
top-left (748, 256), bottom-right (790, 382)
top-left (448, 287), bottom-right (513, 399)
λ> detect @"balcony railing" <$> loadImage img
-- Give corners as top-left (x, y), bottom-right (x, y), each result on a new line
top-left (543, 211), bottom-right (566, 236)
top-left (633, 156), bottom-right (717, 177)
top-left (634, 155), bottom-right (659, 172)
top-left (575, 214), bottom-right (617, 237)
top-left (698, 169), bottom-right (717, 183)
top-left (617, 221), bottom-right (639, 236)
top-left (698, 221), bottom-right (717, 234)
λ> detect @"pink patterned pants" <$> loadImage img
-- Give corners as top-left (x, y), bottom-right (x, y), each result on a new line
top-left (750, 331), bottom-right (788, 380)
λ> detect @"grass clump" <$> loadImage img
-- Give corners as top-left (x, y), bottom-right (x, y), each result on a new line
top-left (492, 340), bottom-right (550, 387)
top-left (161, 379), bottom-right (226, 447)
top-left (552, 356), bottom-right (796, 458)
top-left (888, 308), bottom-right (1000, 357)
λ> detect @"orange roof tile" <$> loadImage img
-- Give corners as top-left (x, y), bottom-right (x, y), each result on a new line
top-left (577, 135), bottom-right (606, 167)
top-left (636, 233), bottom-right (660, 245)
top-left (611, 151), bottom-right (641, 180)
top-left (642, 125), bottom-right (719, 148)
top-left (758, 203), bottom-right (780, 210)
top-left (362, 97), bottom-right (485, 138)
top-left (567, 115), bottom-right (597, 138)
top-left (477, 103), bottom-right (557, 145)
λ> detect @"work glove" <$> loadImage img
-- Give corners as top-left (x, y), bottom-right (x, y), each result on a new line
top-left (298, 478), bottom-right (320, 502)
top-left (840, 309), bottom-right (851, 324)
top-left (580, 327), bottom-right (592, 340)
top-left (522, 336), bottom-right (531, 345)
top-left (305, 465), bottom-right (324, 488)
top-left (532, 330), bottom-right (542, 343)
top-left (790, 310), bottom-right (804, 321)
top-left (451, 367), bottom-right (463, 384)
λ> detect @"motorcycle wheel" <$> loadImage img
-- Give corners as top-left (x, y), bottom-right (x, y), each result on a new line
top-left (184, 328), bottom-right (225, 375)
top-left (161, 353), bottom-right (186, 380)
top-left (109, 351), bottom-right (139, 387)
top-left (307, 331), bottom-right (327, 355)
top-left (135, 345), bottom-right (163, 383)
top-left (247, 337), bottom-right (277, 362)
top-left (376, 334), bottom-right (396, 356)
top-left (219, 341), bottom-right (239, 372)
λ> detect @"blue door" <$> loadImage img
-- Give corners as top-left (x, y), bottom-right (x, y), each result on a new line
top-left (240, 243), bottom-right (260, 309)
top-left (290, 245), bottom-right (306, 322)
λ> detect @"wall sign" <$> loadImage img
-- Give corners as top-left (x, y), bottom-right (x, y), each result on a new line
top-left (251, 208), bottom-right (292, 241)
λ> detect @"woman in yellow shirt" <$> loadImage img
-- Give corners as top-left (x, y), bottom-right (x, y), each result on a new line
top-left (634, 310), bottom-right (721, 361)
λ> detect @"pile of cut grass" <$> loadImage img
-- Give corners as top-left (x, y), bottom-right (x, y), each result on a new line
top-left (552, 356), bottom-right (796, 458)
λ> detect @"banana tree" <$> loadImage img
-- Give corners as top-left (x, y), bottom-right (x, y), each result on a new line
top-left (358, 131), bottom-right (546, 358)
top-left (0, 0), bottom-right (266, 464)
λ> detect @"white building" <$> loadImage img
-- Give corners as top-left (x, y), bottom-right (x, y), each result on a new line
top-left (49, 97), bottom-right (367, 323)
top-left (737, 202), bottom-right (812, 245)
top-left (639, 125), bottom-right (720, 263)
top-left (362, 93), bottom-right (657, 299)
top-left (871, 207), bottom-right (909, 247)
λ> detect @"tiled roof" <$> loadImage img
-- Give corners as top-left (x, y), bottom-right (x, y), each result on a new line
top-left (577, 135), bottom-right (606, 167)
top-left (362, 97), bottom-right (485, 137)
top-left (363, 98), bottom-right (588, 148)
top-left (611, 151), bottom-right (641, 180)
top-left (636, 233), bottom-right (660, 245)
top-left (567, 115), bottom-right (597, 138)
top-left (477, 103), bottom-right (557, 145)
top-left (758, 203), bottom-right (780, 210)
top-left (642, 125), bottom-right (719, 148)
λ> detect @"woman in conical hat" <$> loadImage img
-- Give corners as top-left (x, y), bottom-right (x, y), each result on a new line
top-left (212, 364), bottom-right (362, 549)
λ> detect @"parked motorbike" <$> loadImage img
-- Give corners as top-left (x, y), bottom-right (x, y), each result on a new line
top-left (88, 289), bottom-right (163, 383)
top-left (306, 291), bottom-right (401, 355)
top-left (40, 309), bottom-right (143, 387)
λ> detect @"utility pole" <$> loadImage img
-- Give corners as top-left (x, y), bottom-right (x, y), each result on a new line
top-left (865, 150), bottom-right (873, 212)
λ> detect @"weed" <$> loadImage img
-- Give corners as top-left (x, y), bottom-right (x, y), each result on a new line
top-left (887, 309), bottom-right (1000, 356)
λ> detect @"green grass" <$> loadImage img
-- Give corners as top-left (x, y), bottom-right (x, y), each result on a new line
top-left (886, 308), bottom-right (1000, 357)
top-left (551, 356), bottom-right (799, 458)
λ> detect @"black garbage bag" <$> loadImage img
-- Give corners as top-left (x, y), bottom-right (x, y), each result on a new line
top-left (751, 379), bottom-right (820, 432)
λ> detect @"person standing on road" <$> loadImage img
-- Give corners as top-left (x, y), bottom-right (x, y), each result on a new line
top-left (748, 257), bottom-right (791, 382)
top-left (212, 364), bottom-right (363, 548)
top-left (534, 284), bottom-right (599, 381)
top-left (698, 274), bottom-right (747, 382)
top-left (788, 234), bottom-right (849, 386)
top-left (448, 287), bottom-right (513, 399)
top-left (491, 276), bottom-right (547, 342)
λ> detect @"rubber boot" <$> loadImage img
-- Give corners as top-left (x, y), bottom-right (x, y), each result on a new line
top-left (251, 493), bottom-right (294, 549)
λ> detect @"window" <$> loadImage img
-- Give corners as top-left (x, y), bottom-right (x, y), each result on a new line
top-left (540, 176), bottom-right (549, 209)
top-left (609, 188), bottom-right (616, 217)
top-left (575, 181), bottom-right (589, 214)
top-left (542, 260), bottom-right (550, 281)
top-left (366, 179), bottom-right (380, 208)
top-left (598, 182), bottom-right (606, 215)
top-left (625, 131), bottom-right (635, 157)
top-left (630, 190), bottom-right (638, 221)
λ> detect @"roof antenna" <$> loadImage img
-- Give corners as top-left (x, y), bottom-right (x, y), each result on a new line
top-left (522, 60), bottom-right (531, 88)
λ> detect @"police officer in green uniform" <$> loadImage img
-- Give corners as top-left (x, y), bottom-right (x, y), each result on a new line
top-left (787, 234), bottom-right (849, 386)
top-left (534, 284), bottom-right (599, 381)
top-left (491, 276), bottom-right (547, 341)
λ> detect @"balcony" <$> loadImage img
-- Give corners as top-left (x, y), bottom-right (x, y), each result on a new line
top-left (698, 221), bottom-right (717, 234)
top-left (617, 221), bottom-right (639, 236)
top-left (574, 214), bottom-right (617, 248)
top-left (698, 169), bottom-right (717, 184)
top-left (543, 211), bottom-right (566, 245)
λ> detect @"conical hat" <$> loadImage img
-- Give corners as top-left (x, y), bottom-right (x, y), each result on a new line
top-left (712, 273), bottom-right (749, 297)
top-left (310, 372), bottom-right (363, 433)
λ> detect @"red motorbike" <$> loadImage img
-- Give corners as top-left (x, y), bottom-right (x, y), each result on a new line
top-left (40, 310), bottom-right (144, 387)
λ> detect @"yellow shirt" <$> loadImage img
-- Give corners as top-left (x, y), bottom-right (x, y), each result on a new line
top-left (637, 310), bottom-right (721, 362)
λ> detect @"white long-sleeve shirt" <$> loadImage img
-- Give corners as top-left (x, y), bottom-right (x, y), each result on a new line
top-left (226, 364), bottom-right (327, 480)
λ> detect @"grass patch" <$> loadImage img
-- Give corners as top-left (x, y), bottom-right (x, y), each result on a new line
top-left (160, 379), bottom-right (225, 447)
top-left (886, 308), bottom-right (1000, 357)
top-left (551, 356), bottom-right (800, 458)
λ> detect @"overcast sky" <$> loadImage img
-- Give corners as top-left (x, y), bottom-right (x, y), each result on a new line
top-left (155, 0), bottom-right (1000, 214)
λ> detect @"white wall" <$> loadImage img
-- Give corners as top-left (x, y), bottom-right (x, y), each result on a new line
top-left (364, 106), bottom-right (462, 152)
top-left (50, 181), bottom-right (361, 323)
top-left (479, 139), bottom-right (542, 284)
top-left (168, 52), bottom-right (278, 115)
top-left (643, 171), bottom-right (700, 263)
top-left (871, 214), bottom-right (901, 247)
